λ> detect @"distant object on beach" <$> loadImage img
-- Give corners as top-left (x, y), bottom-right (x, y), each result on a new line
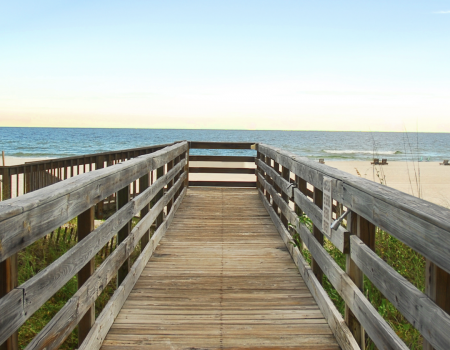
top-left (440, 160), bottom-right (449, 166)
top-left (319, 159), bottom-right (325, 164)
top-left (371, 158), bottom-right (388, 165)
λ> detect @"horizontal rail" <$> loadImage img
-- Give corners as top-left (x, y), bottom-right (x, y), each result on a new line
top-left (189, 167), bottom-right (255, 174)
top-left (257, 189), bottom-right (358, 350)
top-left (0, 146), bottom-right (187, 345)
top-left (189, 141), bottom-right (256, 149)
top-left (0, 142), bottom-right (176, 171)
top-left (78, 186), bottom-right (187, 350)
top-left (257, 143), bottom-right (450, 350)
top-left (189, 155), bottom-right (255, 162)
top-left (189, 181), bottom-right (257, 188)
top-left (0, 142), bottom-right (188, 262)
top-left (257, 143), bottom-right (450, 275)
top-left (25, 172), bottom-right (187, 350)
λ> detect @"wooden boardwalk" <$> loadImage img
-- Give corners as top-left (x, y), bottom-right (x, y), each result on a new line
top-left (101, 187), bottom-right (339, 350)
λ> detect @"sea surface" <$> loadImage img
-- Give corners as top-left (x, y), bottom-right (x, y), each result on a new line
top-left (0, 127), bottom-right (449, 162)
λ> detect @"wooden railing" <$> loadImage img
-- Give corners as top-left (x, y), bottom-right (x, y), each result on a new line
top-left (256, 143), bottom-right (450, 350)
top-left (0, 142), bottom-right (189, 349)
top-left (188, 141), bottom-right (256, 188)
top-left (0, 142), bottom-right (176, 201)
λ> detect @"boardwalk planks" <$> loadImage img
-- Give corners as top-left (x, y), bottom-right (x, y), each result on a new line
top-left (98, 188), bottom-right (340, 350)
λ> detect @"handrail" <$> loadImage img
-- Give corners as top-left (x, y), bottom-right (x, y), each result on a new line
top-left (256, 143), bottom-right (450, 350)
top-left (0, 141), bottom-right (188, 348)
top-left (0, 141), bottom-right (178, 200)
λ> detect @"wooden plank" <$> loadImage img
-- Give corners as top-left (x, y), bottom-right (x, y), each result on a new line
top-left (189, 155), bottom-right (255, 162)
top-left (0, 142), bottom-right (188, 262)
top-left (258, 173), bottom-right (347, 253)
top-left (0, 254), bottom-right (18, 350)
top-left (189, 167), bottom-right (255, 174)
top-left (257, 143), bottom-right (450, 275)
top-left (351, 236), bottom-right (450, 350)
top-left (79, 188), bottom-right (187, 350)
top-left (0, 167), bottom-right (187, 344)
top-left (258, 189), bottom-right (359, 350)
top-left (24, 177), bottom-right (187, 350)
top-left (189, 141), bottom-right (256, 149)
top-left (189, 181), bottom-right (257, 188)
top-left (77, 206), bottom-right (95, 346)
top-left (92, 187), bottom-right (340, 350)
top-left (291, 212), bottom-right (409, 349)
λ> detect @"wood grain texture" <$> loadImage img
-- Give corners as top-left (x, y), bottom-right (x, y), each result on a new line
top-left (189, 181), bottom-right (257, 188)
top-left (189, 167), bottom-right (255, 174)
top-left (257, 144), bottom-right (450, 275)
top-left (189, 141), bottom-right (256, 149)
top-left (0, 164), bottom-right (186, 345)
top-left (189, 155), bottom-right (255, 162)
top-left (97, 187), bottom-right (339, 350)
top-left (0, 142), bottom-right (188, 262)
top-left (351, 236), bottom-right (450, 350)
top-left (258, 188), bottom-right (359, 350)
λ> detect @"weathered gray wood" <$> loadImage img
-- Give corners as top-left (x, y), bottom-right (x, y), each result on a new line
top-left (0, 142), bottom-right (188, 262)
top-left (189, 141), bottom-right (256, 149)
top-left (292, 218), bottom-right (408, 349)
top-left (189, 181), bottom-right (257, 188)
top-left (257, 173), bottom-right (347, 252)
top-left (351, 235), bottom-right (450, 350)
top-left (311, 187), bottom-right (324, 284)
top-left (0, 165), bottom-right (186, 345)
top-left (258, 189), bottom-right (359, 350)
top-left (78, 187), bottom-right (187, 350)
top-left (24, 175), bottom-right (186, 350)
top-left (189, 155), bottom-right (255, 162)
top-left (257, 143), bottom-right (450, 275)
top-left (188, 167), bottom-right (255, 174)
top-left (0, 252), bottom-right (18, 350)
top-left (345, 213), bottom-right (364, 348)
top-left (256, 159), bottom-right (293, 197)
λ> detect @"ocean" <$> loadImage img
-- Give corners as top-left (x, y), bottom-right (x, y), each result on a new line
top-left (0, 127), bottom-right (449, 162)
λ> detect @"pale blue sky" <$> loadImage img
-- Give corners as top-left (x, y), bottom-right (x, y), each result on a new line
top-left (1, 1), bottom-right (449, 131)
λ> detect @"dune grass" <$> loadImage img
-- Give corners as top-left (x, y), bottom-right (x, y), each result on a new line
top-left (17, 217), bottom-right (142, 349)
top-left (292, 214), bottom-right (425, 350)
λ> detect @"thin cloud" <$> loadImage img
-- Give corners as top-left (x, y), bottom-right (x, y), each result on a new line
top-left (433, 10), bottom-right (450, 14)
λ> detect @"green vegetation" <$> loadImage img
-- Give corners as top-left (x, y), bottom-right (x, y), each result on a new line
top-left (17, 216), bottom-right (142, 349)
top-left (291, 214), bottom-right (425, 350)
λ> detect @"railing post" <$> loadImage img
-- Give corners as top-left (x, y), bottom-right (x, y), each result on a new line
top-left (281, 166), bottom-right (290, 228)
top-left (264, 156), bottom-right (272, 203)
top-left (167, 160), bottom-right (174, 214)
top-left (424, 261), bottom-right (450, 350)
top-left (311, 186), bottom-right (324, 283)
top-left (96, 155), bottom-right (105, 219)
top-left (77, 206), bottom-right (95, 346)
top-left (139, 173), bottom-right (150, 249)
top-left (156, 165), bottom-right (165, 229)
top-left (184, 149), bottom-right (189, 188)
top-left (117, 185), bottom-right (131, 286)
top-left (0, 251), bottom-right (18, 350)
top-left (2, 168), bottom-right (11, 201)
top-left (345, 213), bottom-right (375, 349)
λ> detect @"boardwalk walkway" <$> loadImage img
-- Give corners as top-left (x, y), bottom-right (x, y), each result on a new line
top-left (100, 187), bottom-right (339, 350)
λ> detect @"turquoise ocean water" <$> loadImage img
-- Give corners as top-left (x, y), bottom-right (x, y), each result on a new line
top-left (0, 127), bottom-right (449, 162)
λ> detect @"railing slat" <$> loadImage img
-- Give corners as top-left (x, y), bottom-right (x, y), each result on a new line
top-left (0, 142), bottom-right (188, 262)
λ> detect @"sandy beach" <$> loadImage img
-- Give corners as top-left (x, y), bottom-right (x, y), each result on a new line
top-left (3, 157), bottom-right (449, 208)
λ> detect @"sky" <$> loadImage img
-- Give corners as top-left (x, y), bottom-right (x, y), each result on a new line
top-left (0, 1), bottom-right (449, 132)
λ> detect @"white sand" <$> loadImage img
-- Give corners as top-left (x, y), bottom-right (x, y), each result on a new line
top-left (3, 156), bottom-right (50, 166)
top-left (326, 161), bottom-right (450, 208)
